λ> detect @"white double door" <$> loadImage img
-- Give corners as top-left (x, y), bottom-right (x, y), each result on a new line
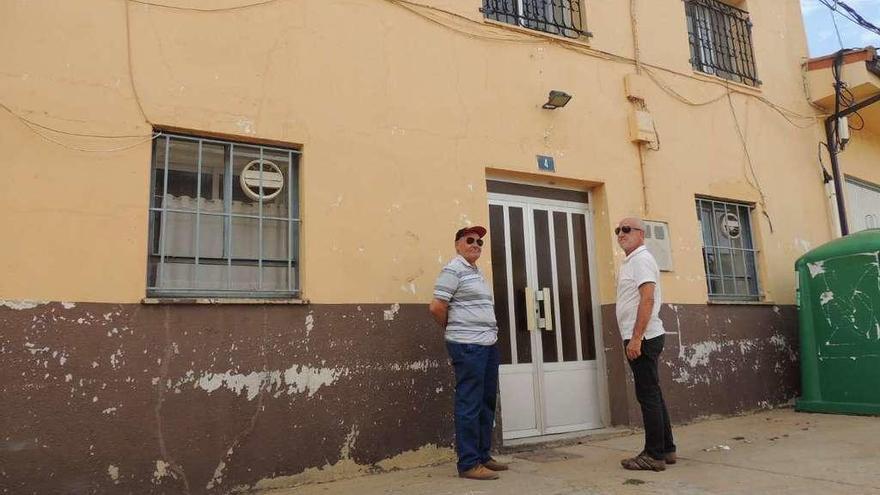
top-left (487, 192), bottom-right (605, 440)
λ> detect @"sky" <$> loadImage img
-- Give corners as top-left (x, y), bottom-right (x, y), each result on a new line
top-left (801, 0), bottom-right (880, 57)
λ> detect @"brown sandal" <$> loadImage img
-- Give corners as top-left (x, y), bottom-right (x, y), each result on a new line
top-left (621, 452), bottom-right (666, 472)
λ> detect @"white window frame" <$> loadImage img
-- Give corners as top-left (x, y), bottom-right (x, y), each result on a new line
top-left (147, 132), bottom-right (301, 298)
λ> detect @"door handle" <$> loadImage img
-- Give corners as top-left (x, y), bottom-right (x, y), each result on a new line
top-left (536, 287), bottom-right (553, 331)
top-left (525, 287), bottom-right (537, 332)
top-left (541, 287), bottom-right (553, 331)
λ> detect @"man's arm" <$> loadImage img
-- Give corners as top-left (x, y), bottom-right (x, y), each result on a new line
top-left (429, 298), bottom-right (449, 328)
top-left (626, 282), bottom-right (655, 360)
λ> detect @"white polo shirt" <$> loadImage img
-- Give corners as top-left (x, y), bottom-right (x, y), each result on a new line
top-left (616, 245), bottom-right (665, 341)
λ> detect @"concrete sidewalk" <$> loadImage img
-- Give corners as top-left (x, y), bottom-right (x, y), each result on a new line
top-left (256, 409), bottom-right (880, 495)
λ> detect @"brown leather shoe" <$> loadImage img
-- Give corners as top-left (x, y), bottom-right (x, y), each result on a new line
top-left (665, 452), bottom-right (677, 464)
top-left (620, 452), bottom-right (666, 472)
top-left (459, 465), bottom-right (499, 480)
top-left (482, 458), bottom-right (509, 471)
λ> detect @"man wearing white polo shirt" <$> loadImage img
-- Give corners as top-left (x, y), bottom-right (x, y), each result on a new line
top-left (615, 217), bottom-right (676, 472)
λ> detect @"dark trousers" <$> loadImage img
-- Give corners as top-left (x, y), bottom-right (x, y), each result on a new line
top-left (446, 342), bottom-right (500, 473)
top-left (625, 334), bottom-right (675, 460)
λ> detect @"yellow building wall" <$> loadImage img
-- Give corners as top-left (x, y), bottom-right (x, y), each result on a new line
top-left (0, 0), bottom-right (832, 305)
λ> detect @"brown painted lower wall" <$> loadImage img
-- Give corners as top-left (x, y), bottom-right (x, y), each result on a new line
top-left (0, 302), bottom-right (454, 494)
top-left (1, 301), bottom-right (800, 494)
top-left (602, 303), bottom-right (801, 427)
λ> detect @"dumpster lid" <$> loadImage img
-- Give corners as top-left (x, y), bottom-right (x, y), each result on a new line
top-left (796, 229), bottom-right (880, 268)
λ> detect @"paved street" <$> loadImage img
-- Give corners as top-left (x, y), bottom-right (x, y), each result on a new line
top-left (257, 409), bottom-right (880, 495)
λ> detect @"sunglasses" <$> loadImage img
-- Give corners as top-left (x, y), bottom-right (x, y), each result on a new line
top-left (464, 237), bottom-right (484, 246)
top-left (614, 226), bottom-right (643, 235)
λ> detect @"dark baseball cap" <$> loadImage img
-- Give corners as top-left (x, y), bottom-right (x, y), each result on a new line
top-left (455, 226), bottom-right (487, 241)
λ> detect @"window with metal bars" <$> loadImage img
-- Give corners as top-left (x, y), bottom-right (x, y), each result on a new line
top-left (696, 198), bottom-right (761, 301)
top-left (482, 0), bottom-right (588, 39)
top-left (147, 133), bottom-right (300, 298)
top-left (685, 0), bottom-right (760, 87)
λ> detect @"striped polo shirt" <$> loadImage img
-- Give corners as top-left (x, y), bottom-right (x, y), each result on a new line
top-left (433, 255), bottom-right (498, 345)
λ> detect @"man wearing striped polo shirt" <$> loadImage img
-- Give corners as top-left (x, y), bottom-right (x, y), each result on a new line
top-left (429, 225), bottom-right (508, 480)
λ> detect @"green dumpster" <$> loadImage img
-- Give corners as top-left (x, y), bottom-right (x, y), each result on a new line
top-left (795, 228), bottom-right (880, 415)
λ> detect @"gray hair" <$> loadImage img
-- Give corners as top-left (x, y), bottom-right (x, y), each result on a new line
top-left (620, 217), bottom-right (646, 231)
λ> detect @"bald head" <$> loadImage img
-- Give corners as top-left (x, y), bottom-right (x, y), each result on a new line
top-left (616, 217), bottom-right (646, 255)
top-left (620, 217), bottom-right (646, 231)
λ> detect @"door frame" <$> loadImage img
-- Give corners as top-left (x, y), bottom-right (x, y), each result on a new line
top-left (488, 188), bottom-right (612, 439)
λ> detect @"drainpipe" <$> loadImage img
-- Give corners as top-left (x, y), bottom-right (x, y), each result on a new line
top-left (822, 167), bottom-right (842, 238)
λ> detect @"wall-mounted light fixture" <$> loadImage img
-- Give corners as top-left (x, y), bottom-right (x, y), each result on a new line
top-left (542, 90), bottom-right (572, 109)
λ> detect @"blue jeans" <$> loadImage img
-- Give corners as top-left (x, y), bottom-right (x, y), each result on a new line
top-left (446, 342), bottom-right (500, 473)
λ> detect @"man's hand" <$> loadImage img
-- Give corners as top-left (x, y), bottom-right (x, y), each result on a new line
top-left (429, 299), bottom-right (449, 328)
top-left (626, 338), bottom-right (642, 361)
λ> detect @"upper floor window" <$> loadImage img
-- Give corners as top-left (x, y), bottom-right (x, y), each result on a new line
top-left (482, 0), bottom-right (588, 39)
top-left (685, 0), bottom-right (760, 86)
top-left (696, 197), bottom-right (761, 301)
top-left (147, 132), bottom-right (300, 298)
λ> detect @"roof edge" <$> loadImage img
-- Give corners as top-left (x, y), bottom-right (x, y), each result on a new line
top-left (807, 47), bottom-right (877, 71)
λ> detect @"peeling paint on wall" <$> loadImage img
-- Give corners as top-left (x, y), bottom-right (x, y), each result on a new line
top-left (107, 465), bottom-right (119, 483)
top-left (305, 312), bottom-right (315, 336)
top-left (206, 451), bottom-right (230, 491)
top-left (389, 359), bottom-right (441, 371)
top-left (174, 364), bottom-right (347, 400)
top-left (1, 300), bottom-right (48, 310)
top-left (670, 334), bottom-right (797, 387)
top-left (682, 341), bottom-right (723, 367)
top-left (384, 303), bottom-right (401, 321)
top-left (152, 460), bottom-right (172, 484)
top-left (672, 367), bottom-right (692, 384)
top-left (109, 349), bottom-right (124, 370)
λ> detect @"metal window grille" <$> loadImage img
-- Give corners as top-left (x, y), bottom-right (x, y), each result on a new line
top-left (685, 0), bottom-right (760, 87)
top-left (696, 198), bottom-right (761, 301)
top-left (482, 0), bottom-right (588, 39)
top-left (147, 133), bottom-right (300, 298)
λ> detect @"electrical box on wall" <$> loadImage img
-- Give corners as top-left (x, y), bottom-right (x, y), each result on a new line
top-left (644, 220), bottom-right (673, 271)
top-left (624, 73), bottom-right (650, 100)
top-left (628, 108), bottom-right (657, 144)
